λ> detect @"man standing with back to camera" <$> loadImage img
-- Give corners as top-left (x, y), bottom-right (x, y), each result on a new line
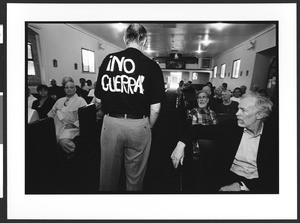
top-left (95, 23), bottom-right (165, 191)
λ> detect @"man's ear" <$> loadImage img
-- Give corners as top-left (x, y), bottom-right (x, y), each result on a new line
top-left (256, 112), bottom-right (266, 120)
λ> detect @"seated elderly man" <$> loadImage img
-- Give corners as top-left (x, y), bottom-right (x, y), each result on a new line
top-left (189, 90), bottom-right (218, 126)
top-left (48, 80), bottom-right (87, 154)
top-left (171, 92), bottom-right (278, 193)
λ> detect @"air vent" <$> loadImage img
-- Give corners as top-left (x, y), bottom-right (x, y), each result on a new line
top-left (161, 23), bottom-right (176, 28)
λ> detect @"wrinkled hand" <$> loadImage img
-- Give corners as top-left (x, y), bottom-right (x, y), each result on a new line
top-left (65, 123), bottom-right (75, 129)
top-left (170, 141), bottom-right (186, 169)
top-left (219, 182), bottom-right (241, 192)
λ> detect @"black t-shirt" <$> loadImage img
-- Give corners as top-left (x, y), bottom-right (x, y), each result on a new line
top-left (216, 101), bottom-right (239, 115)
top-left (95, 47), bottom-right (165, 116)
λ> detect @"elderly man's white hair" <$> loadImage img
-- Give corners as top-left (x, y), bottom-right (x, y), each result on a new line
top-left (241, 92), bottom-right (273, 119)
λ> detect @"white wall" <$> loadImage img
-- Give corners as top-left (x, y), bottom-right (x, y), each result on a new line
top-left (30, 23), bottom-right (276, 92)
top-left (191, 72), bottom-right (210, 85)
top-left (211, 26), bottom-right (276, 91)
top-left (30, 24), bottom-right (123, 87)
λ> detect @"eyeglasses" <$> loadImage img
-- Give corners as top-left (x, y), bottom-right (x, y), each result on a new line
top-left (197, 96), bottom-right (208, 99)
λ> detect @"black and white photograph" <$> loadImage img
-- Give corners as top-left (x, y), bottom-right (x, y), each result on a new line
top-left (25, 21), bottom-right (279, 195)
top-left (4, 2), bottom-right (298, 221)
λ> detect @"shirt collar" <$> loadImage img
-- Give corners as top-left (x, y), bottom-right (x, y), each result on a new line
top-left (197, 107), bottom-right (209, 112)
top-left (66, 93), bottom-right (78, 100)
top-left (244, 122), bottom-right (264, 138)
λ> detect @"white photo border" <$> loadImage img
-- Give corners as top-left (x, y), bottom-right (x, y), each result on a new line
top-left (7, 3), bottom-right (297, 220)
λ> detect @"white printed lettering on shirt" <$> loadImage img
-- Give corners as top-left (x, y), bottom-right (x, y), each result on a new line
top-left (101, 74), bottom-right (145, 94)
top-left (103, 55), bottom-right (143, 94)
top-left (106, 55), bottom-right (135, 74)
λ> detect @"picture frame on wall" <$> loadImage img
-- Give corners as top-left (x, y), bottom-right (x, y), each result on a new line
top-left (202, 58), bottom-right (211, 68)
top-left (166, 60), bottom-right (186, 69)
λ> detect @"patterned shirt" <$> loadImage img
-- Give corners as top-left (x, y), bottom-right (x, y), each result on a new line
top-left (189, 107), bottom-right (218, 125)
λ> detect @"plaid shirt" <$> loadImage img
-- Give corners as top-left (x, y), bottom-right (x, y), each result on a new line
top-left (188, 107), bottom-right (218, 125)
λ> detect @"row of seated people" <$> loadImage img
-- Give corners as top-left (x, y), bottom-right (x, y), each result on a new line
top-left (179, 87), bottom-right (240, 127)
top-left (28, 76), bottom-right (102, 123)
top-left (28, 77), bottom-right (98, 121)
top-left (27, 78), bottom-right (104, 193)
top-left (173, 89), bottom-right (278, 193)
top-left (47, 78), bottom-right (94, 103)
top-left (30, 80), bottom-right (103, 153)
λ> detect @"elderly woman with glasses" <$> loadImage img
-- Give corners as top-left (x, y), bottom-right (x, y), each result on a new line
top-left (188, 90), bottom-right (218, 126)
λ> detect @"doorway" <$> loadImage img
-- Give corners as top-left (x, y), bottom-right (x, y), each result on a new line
top-left (169, 72), bottom-right (182, 89)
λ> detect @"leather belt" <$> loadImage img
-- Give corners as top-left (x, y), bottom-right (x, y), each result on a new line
top-left (106, 113), bottom-right (147, 119)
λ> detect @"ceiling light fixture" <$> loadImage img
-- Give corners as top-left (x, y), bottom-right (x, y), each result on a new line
top-left (212, 22), bottom-right (229, 31)
top-left (196, 44), bottom-right (204, 53)
top-left (202, 34), bottom-right (211, 46)
top-left (113, 23), bottom-right (127, 32)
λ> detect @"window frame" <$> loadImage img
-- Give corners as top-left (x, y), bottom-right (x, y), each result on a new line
top-left (231, 59), bottom-right (241, 79)
top-left (220, 63), bottom-right (226, 78)
top-left (213, 66), bottom-right (217, 78)
top-left (27, 42), bottom-right (36, 76)
top-left (81, 48), bottom-right (95, 73)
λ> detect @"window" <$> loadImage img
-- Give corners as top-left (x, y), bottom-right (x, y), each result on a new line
top-left (192, 72), bottom-right (197, 80)
top-left (220, 64), bottom-right (226, 78)
top-left (81, 48), bottom-right (95, 73)
top-left (213, 66), bottom-right (217, 78)
top-left (27, 42), bottom-right (35, 75)
top-left (232, 59), bottom-right (241, 78)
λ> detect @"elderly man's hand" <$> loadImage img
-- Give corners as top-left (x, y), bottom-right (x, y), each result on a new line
top-left (170, 141), bottom-right (186, 169)
top-left (65, 123), bottom-right (76, 129)
top-left (219, 182), bottom-right (241, 192)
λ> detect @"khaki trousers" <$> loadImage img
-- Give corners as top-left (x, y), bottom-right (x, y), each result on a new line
top-left (99, 115), bottom-right (151, 191)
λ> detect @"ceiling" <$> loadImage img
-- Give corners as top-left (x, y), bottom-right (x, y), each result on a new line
top-left (70, 22), bottom-right (275, 59)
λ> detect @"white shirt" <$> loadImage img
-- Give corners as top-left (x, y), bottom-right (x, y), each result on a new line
top-left (28, 94), bottom-right (37, 108)
top-left (28, 108), bottom-right (39, 123)
top-left (230, 124), bottom-right (264, 179)
top-left (230, 96), bottom-right (240, 104)
top-left (88, 89), bottom-right (95, 97)
top-left (47, 94), bottom-right (87, 141)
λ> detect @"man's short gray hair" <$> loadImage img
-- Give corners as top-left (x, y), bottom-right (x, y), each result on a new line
top-left (241, 92), bottom-right (273, 118)
top-left (124, 23), bottom-right (147, 46)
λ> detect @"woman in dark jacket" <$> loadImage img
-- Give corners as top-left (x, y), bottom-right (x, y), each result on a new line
top-left (32, 85), bottom-right (56, 119)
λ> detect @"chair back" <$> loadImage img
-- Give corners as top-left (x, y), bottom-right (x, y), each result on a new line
top-left (78, 103), bottom-right (98, 154)
top-left (216, 113), bottom-right (236, 123)
top-left (26, 117), bottom-right (57, 193)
